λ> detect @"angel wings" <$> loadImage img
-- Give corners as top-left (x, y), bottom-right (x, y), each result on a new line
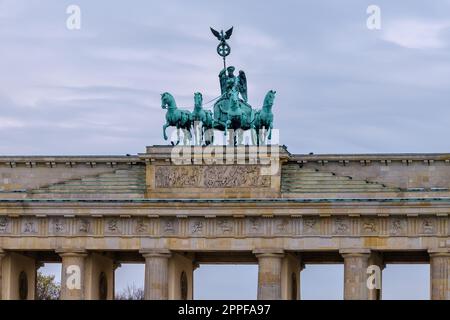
top-left (238, 70), bottom-right (248, 102)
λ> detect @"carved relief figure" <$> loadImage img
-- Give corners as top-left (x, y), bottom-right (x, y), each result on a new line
top-left (53, 219), bottom-right (65, 233)
top-left (191, 221), bottom-right (203, 234)
top-left (23, 220), bottom-right (36, 233)
top-left (79, 219), bottom-right (90, 233)
top-left (107, 219), bottom-right (120, 233)
top-left (204, 166), bottom-right (270, 188)
top-left (155, 165), bottom-right (270, 188)
top-left (303, 218), bottom-right (317, 233)
top-left (276, 218), bottom-right (289, 233)
top-left (422, 219), bottom-right (434, 234)
top-left (136, 219), bottom-right (148, 233)
top-left (164, 220), bottom-right (175, 233)
top-left (335, 218), bottom-right (349, 234)
top-left (0, 217), bottom-right (9, 233)
top-left (363, 219), bottom-right (377, 233)
top-left (391, 218), bottom-right (403, 235)
top-left (217, 219), bottom-right (232, 233)
top-left (249, 217), bottom-right (261, 232)
top-left (155, 166), bottom-right (202, 188)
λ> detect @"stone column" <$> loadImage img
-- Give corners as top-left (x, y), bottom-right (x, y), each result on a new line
top-left (140, 249), bottom-right (171, 300)
top-left (429, 249), bottom-right (450, 300)
top-left (368, 252), bottom-right (384, 300)
top-left (57, 249), bottom-right (87, 300)
top-left (254, 249), bottom-right (284, 300)
top-left (340, 249), bottom-right (371, 300)
top-left (0, 249), bottom-right (5, 300)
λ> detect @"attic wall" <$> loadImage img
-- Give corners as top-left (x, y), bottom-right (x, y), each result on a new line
top-left (302, 161), bottom-right (450, 189)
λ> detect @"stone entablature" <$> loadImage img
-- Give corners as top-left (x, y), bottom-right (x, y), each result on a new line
top-left (1, 146), bottom-right (450, 300)
top-left (0, 211), bottom-right (448, 241)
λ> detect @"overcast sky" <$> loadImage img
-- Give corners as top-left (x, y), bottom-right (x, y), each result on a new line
top-left (2, 0), bottom-right (447, 298)
top-left (1, 0), bottom-right (450, 155)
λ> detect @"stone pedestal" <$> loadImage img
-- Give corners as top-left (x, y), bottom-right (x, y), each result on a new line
top-left (58, 249), bottom-right (87, 300)
top-left (140, 145), bottom-right (289, 199)
top-left (340, 249), bottom-right (371, 300)
top-left (141, 249), bottom-right (171, 300)
top-left (429, 249), bottom-right (450, 300)
top-left (254, 249), bottom-right (284, 300)
top-left (0, 251), bottom-right (36, 300)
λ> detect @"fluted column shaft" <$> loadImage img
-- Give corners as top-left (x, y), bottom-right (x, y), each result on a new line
top-left (0, 249), bottom-right (5, 300)
top-left (341, 249), bottom-right (370, 300)
top-left (141, 249), bottom-right (171, 300)
top-left (368, 252), bottom-right (384, 300)
top-left (57, 250), bottom-right (87, 300)
top-left (254, 249), bottom-right (284, 300)
top-left (429, 250), bottom-right (450, 300)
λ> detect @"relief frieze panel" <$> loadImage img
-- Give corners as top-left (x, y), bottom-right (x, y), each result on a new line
top-left (0, 216), bottom-right (447, 238)
top-left (0, 216), bottom-right (11, 234)
top-left (155, 165), bottom-right (270, 188)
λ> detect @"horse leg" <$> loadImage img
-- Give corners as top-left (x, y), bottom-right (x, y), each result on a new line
top-left (225, 120), bottom-right (231, 137)
top-left (198, 121), bottom-right (203, 146)
top-left (192, 122), bottom-right (198, 145)
top-left (187, 127), bottom-right (193, 145)
top-left (183, 129), bottom-right (189, 145)
top-left (163, 123), bottom-right (169, 141)
top-left (193, 122), bottom-right (197, 145)
top-left (261, 127), bottom-right (267, 145)
top-left (176, 127), bottom-right (181, 145)
top-left (236, 129), bottom-right (243, 146)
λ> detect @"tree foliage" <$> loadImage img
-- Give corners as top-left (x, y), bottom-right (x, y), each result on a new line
top-left (36, 271), bottom-right (61, 300)
top-left (115, 284), bottom-right (144, 300)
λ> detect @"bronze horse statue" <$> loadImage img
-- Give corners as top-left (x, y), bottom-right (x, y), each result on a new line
top-left (191, 92), bottom-right (214, 146)
top-left (252, 90), bottom-right (276, 145)
top-left (161, 92), bottom-right (192, 145)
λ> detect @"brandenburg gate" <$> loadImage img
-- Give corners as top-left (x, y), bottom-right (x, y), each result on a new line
top-left (1, 27), bottom-right (449, 301)
top-left (0, 145), bottom-right (449, 300)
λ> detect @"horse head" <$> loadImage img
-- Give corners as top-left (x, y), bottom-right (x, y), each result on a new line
top-left (161, 92), bottom-right (175, 109)
top-left (194, 92), bottom-right (203, 111)
top-left (263, 90), bottom-right (276, 110)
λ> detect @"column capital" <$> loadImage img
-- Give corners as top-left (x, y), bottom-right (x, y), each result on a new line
top-left (140, 248), bottom-right (171, 258)
top-left (253, 248), bottom-right (284, 258)
top-left (0, 248), bottom-right (6, 258)
top-left (56, 248), bottom-right (88, 257)
top-left (340, 248), bottom-right (371, 257)
top-left (428, 248), bottom-right (450, 257)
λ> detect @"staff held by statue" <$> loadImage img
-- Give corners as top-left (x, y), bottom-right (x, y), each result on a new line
top-left (210, 26), bottom-right (233, 69)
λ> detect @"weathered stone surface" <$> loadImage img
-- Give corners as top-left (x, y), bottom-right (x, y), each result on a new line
top-left (155, 165), bottom-right (270, 188)
top-left (429, 249), bottom-right (450, 300)
top-left (0, 146), bottom-right (449, 300)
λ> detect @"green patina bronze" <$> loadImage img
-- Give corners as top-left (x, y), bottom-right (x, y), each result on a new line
top-left (161, 92), bottom-right (192, 145)
top-left (160, 27), bottom-right (276, 146)
top-left (191, 92), bottom-right (214, 146)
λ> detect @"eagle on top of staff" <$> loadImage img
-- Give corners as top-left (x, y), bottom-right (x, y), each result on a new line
top-left (160, 27), bottom-right (276, 146)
